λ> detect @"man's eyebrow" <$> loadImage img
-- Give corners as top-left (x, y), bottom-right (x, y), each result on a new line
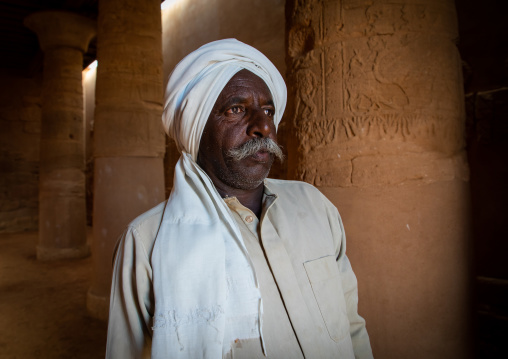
top-left (223, 97), bottom-right (247, 107)
top-left (265, 99), bottom-right (275, 107)
top-left (219, 96), bottom-right (275, 111)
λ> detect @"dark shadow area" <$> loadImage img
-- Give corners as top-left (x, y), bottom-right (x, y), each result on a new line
top-left (456, 0), bottom-right (508, 357)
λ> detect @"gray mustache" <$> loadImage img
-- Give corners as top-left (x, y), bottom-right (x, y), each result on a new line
top-left (226, 138), bottom-right (284, 162)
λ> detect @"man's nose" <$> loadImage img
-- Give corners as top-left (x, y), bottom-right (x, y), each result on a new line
top-left (246, 109), bottom-right (273, 138)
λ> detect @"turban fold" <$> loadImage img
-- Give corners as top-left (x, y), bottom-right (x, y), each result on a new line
top-left (162, 38), bottom-right (287, 161)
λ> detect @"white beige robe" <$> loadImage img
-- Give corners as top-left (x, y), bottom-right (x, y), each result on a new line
top-left (106, 178), bottom-right (373, 359)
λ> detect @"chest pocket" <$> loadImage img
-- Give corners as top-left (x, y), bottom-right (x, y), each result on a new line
top-left (304, 255), bottom-right (350, 342)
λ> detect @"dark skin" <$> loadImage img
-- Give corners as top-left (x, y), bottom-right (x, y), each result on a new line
top-left (197, 69), bottom-right (277, 218)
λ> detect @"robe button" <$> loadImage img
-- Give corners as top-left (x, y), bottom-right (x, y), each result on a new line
top-left (245, 216), bottom-right (253, 223)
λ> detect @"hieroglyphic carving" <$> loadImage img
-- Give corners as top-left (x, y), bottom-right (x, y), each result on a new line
top-left (342, 2), bottom-right (448, 38)
top-left (288, 25), bottom-right (316, 60)
top-left (342, 115), bottom-right (411, 141)
top-left (286, 0), bottom-right (465, 186)
top-left (290, 0), bottom-right (316, 28)
top-left (293, 66), bottom-right (318, 124)
top-left (287, 0), bottom-right (319, 61)
top-left (287, 0), bottom-right (325, 157)
top-left (296, 117), bottom-right (338, 153)
top-left (295, 112), bottom-right (461, 155)
top-left (345, 36), bottom-right (409, 114)
top-left (366, 4), bottom-right (408, 35)
top-left (341, 113), bottom-right (464, 153)
top-left (287, 0), bottom-right (321, 102)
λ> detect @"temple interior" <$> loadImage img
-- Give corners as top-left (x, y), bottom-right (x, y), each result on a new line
top-left (0, 0), bottom-right (506, 358)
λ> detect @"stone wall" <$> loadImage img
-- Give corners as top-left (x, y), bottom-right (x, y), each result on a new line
top-left (0, 72), bottom-right (41, 233)
top-left (161, 0), bottom-right (285, 83)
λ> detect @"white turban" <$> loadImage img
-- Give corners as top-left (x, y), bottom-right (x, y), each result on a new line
top-left (162, 38), bottom-right (287, 161)
top-left (152, 39), bottom-right (285, 358)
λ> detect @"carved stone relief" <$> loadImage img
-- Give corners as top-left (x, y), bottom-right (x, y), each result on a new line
top-left (287, 0), bottom-right (466, 187)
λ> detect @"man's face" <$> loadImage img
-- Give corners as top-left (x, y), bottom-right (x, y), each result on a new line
top-left (197, 69), bottom-right (278, 191)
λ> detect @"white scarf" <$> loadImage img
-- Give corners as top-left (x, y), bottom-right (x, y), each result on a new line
top-left (151, 39), bottom-right (286, 358)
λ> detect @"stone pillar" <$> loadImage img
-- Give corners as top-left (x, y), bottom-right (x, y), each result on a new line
top-left (87, 0), bottom-right (165, 320)
top-left (24, 11), bottom-right (96, 260)
top-left (286, 1), bottom-right (471, 358)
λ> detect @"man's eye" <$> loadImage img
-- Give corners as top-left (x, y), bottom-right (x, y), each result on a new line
top-left (264, 108), bottom-right (275, 117)
top-left (226, 106), bottom-right (243, 115)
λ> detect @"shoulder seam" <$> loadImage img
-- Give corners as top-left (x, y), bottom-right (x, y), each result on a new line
top-left (130, 226), bottom-right (151, 261)
top-left (127, 201), bottom-right (167, 230)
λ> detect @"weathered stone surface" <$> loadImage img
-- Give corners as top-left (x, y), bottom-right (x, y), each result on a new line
top-left (93, 108), bottom-right (165, 157)
top-left (25, 11), bottom-right (96, 259)
top-left (161, 0), bottom-right (285, 83)
top-left (94, 0), bottom-right (165, 159)
top-left (24, 11), bottom-right (95, 53)
top-left (286, 0), bottom-right (465, 186)
top-left (286, 0), bottom-right (471, 357)
top-left (321, 180), bottom-right (471, 359)
top-left (90, 157), bottom-right (164, 312)
top-left (0, 73), bottom-right (41, 233)
top-left (88, 0), bottom-right (165, 320)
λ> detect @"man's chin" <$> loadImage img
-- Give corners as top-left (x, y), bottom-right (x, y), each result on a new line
top-left (224, 165), bottom-right (271, 191)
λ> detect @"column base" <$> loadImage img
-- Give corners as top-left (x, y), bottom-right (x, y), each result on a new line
top-left (87, 288), bottom-right (109, 321)
top-left (36, 243), bottom-right (89, 261)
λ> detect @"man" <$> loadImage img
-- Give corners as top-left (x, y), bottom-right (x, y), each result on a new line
top-left (106, 39), bottom-right (373, 359)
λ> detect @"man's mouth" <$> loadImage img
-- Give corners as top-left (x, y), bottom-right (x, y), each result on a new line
top-left (249, 150), bottom-right (271, 162)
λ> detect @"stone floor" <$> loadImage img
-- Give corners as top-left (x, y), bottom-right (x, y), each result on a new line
top-left (0, 230), bottom-right (107, 359)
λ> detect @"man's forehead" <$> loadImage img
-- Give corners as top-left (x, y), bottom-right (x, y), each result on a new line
top-left (219, 69), bottom-right (273, 100)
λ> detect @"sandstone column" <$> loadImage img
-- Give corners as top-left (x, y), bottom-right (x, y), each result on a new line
top-left (87, 0), bottom-right (165, 320)
top-left (286, 1), bottom-right (471, 358)
top-left (24, 11), bottom-right (96, 260)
